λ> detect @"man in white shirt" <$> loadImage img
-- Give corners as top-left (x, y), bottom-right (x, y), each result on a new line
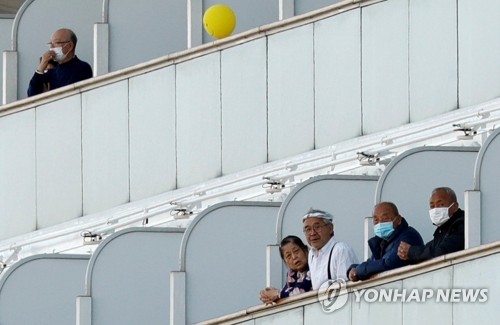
top-left (302, 208), bottom-right (359, 290)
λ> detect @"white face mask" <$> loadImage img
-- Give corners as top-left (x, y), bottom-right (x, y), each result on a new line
top-left (50, 46), bottom-right (67, 63)
top-left (429, 203), bottom-right (455, 227)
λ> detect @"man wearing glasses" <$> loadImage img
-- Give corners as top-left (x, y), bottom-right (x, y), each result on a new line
top-left (302, 208), bottom-right (358, 290)
top-left (28, 28), bottom-right (92, 96)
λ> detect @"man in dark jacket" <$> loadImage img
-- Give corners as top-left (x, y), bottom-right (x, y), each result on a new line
top-left (28, 28), bottom-right (92, 96)
top-left (347, 202), bottom-right (424, 281)
top-left (398, 187), bottom-right (464, 263)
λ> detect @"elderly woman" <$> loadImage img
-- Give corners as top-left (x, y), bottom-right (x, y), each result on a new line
top-left (259, 235), bottom-right (312, 304)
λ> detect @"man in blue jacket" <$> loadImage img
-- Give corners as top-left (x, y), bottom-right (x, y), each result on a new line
top-left (347, 202), bottom-right (423, 281)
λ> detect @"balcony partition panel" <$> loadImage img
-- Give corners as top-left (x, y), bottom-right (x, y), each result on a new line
top-left (268, 24), bottom-right (314, 161)
top-left (473, 128), bottom-right (500, 245)
top-left (129, 66), bottom-right (177, 201)
top-left (85, 228), bottom-right (184, 325)
top-left (36, 95), bottom-right (82, 228)
top-left (361, 0), bottom-right (409, 134)
top-left (221, 38), bottom-right (268, 175)
top-left (176, 53), bottom-right (221, 188)
top-left (179, 202), bottom-right (281, 324)
top-left (82, 80), bottom-right (130, 215)
top-left (0, 110), bottom-right (35, 240)
top-left (0, 254), bottom-right (90, 325)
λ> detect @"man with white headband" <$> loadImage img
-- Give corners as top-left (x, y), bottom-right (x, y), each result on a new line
top-left (397, 187), bottom-right (465, 263)
top-left (302, 208), bottom-right (358, 290)
top-left (28, 28), bottom-right (92, 96)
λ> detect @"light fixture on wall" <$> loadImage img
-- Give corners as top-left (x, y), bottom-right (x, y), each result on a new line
top-left (357, 151), bottom-right (392, 166)
top-left (453, 123), bottom-right (477, 140)
top-left (357, 152), bottom-right (381, 166)
top-left (81, 231), bottom-right (103, 245)
top-left (262, 176), bottom-right (286, 194)
top-left (170, 207), bottom-right (193, 219)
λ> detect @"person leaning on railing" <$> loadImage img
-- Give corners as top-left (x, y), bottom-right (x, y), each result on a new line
top-left (348, 202), bottom-right (424, 281)
top-left (397, 187), bottom-right (464, 263)
top-left (259, 235), bottom-right (312, 305)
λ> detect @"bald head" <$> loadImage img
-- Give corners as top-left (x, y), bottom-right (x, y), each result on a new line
top-left (372, 201), bottom-right (402, 228)
top-left (51, 28), bottom-right (77, 46)
top-left (429, 187), bottom-right (459, 217)
top-left (49, 28), bottom-right (77, 63)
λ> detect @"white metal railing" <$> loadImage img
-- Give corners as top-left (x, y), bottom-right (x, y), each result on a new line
top-left (0, 96), bottom-right (499, 271)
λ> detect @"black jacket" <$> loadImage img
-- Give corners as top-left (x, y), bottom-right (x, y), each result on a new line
top-left (27, 56), bottom-right (92, 97)
top-left (408, 208), bottom-right (465, 263)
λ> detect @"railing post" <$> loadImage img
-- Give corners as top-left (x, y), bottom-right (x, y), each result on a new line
top-left (187, 0), bottom-right (203, 48)
top-left (2, 50), bottom-right (18, 105)
top-left (364, 216), bottom-right (373, 260)
top-left (76, 296), bottom-right (92, 325)
top-left (170, 271), bottom-right (186, 325)
top-left (93, 23), bottom-right (109, 76)
top-left (464, 190), bottom-right (481, 248)
top-left (266, 244), bottom-right (282, 287)
top-left (279, 0), bottom-right (295, 20)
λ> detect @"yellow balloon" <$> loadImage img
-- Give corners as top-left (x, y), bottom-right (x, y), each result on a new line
top-left (203, 4), bottom-right (237, 39)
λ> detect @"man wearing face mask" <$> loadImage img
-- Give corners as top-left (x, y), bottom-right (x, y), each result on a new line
top-left (347, 202), bottom-right (423, 281)
top-left (398, 187), bottom-right (464, 263)
top-left (27, 28), bottom-right (92, 97)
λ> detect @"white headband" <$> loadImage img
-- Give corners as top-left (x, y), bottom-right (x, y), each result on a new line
top-left (302, 208), bottom-right (333, 222)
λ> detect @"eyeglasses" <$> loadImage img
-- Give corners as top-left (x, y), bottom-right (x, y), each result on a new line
top-left (47, 41), bottom-right (71, 47)
top-left (303, 223), bottom-right (328, 235)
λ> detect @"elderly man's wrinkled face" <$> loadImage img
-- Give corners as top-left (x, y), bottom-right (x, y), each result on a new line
top-left (48, 29), bottom-right (74, 63)
top-left (372, 203), bottom-right (399, 228)
top-left (429, 190), bottom-right (458, 214)
top-left (303, 217), bottom-right (333, 250)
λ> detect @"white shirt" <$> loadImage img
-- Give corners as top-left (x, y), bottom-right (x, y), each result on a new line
top-left (308, 237), bottom-right (359, 290)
